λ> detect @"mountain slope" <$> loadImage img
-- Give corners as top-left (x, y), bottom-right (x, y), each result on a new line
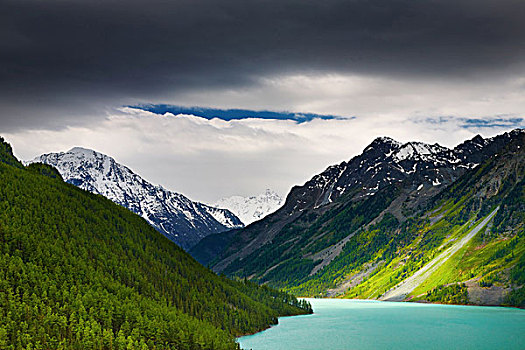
top-left (213, 189), bottom-right (284, 225)
top-left (380, 207), bottom-right (500, 301)
top-left (29, 147), bottom-right (243, 249)
top-left (193, 129), bottom-right (524, 306)
top-left (0, 139), bottom-right (311, 349)
top-left (338, 135), bottom-right (525, 305)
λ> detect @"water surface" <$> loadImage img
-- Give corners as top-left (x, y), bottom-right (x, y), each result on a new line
top-left (238, 299), bottom-right (525, 350)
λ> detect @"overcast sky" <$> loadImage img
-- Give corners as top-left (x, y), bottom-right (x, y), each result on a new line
top-left (2, 0), bottom-right (524, 202)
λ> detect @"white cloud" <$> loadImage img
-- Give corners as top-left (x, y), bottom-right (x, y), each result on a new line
top-left (5, 102), bottom-right (521, 203)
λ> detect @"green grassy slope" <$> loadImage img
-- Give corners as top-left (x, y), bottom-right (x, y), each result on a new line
top-left (0, 139), bottom-right (311, 349)
top-left (293, 135), bottom-right (525, 306)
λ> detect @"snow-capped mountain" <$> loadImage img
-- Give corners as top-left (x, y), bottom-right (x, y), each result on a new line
top-left (28, 147), bottom-right (243, 250)
top-left (213, 189), bottom-right (284, 225)
top-left (292, 129), bottom-right (524, 209)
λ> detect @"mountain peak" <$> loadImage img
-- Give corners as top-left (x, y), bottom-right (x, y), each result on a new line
top-left (371, 136), bottom-right (402, 146)
top-left (464, 134), bottom-right (488, 148)
top-left (362, 136), bottom-right (402, 156)
top-left (362, 136), bottom-right (449, 163)
top-left (28, 148), bottom-right (243, 249)
top-left (471, 134), bottom-right (484, 142)
top-left (69, 146), bottom-right (93, 152)
top-left (67, 146), bottom-right (107, 158)
top-left (392, 141), bottom-right (448, 161)
top-left (69, 146), bottom-right (94, 152)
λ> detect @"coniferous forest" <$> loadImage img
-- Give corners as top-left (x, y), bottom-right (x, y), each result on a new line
top-left (0, 138), bottom-right (312, 349)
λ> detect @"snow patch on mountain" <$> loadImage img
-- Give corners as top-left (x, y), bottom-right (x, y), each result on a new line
top-left (213, 189), bottom-right (284, 225)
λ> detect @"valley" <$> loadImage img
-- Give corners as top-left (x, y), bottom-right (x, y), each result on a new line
top-left (1, 129), bottom-right (523, 350)
top-left (192, 129), bottom-right (525, 308)
top-left (3, 1), bottom-right (524, 348)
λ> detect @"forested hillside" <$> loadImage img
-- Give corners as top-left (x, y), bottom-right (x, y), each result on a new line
top-left (0, 137), bottom-right (311, 349)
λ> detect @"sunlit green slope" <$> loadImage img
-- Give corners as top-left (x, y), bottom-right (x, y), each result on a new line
top-left (289, 134), bottom-right (524, 307)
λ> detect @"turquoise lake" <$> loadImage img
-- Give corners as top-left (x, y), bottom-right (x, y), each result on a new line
top-left (238, 299), bottom-right (525, 350)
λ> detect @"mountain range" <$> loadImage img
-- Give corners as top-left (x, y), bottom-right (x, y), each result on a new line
top-left (20, 129), bottom-right (525, 307)
top-left (28, 147), bottom-right (243, 250)
top-left (192, 129), bottom-right (525, 307)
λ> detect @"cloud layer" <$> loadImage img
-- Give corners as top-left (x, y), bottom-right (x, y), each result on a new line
top-left (1, 0), bottom-right (525, 131)
top-left (1, 0), bottom-right (524, 200)
top-left (6, 108), bottom-right (522, 202)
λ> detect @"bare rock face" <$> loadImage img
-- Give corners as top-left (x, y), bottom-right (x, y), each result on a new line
top-left (466, 280), bottom-right (512, 306)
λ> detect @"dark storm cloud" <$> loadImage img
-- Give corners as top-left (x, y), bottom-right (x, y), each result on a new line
top-left (1, 0), bottom-right (525, 131)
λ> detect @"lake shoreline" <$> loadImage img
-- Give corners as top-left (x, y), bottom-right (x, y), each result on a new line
top-left (298, 296), bottom-right (525, 310)
top-left (238, 297), bottom-right (523, 341)
top-left (235, 309), bottom-right (314, 337)
top-left (238, 299), bottom-right (525, 350)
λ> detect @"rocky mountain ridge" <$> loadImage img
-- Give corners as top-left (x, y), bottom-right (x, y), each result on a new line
top-left (291, 129), bottom-right (522, 210)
